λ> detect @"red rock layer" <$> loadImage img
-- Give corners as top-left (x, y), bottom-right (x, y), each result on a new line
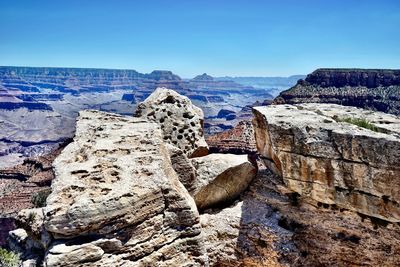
top-left (0, 142), bottom-right (68, 216)
top-left (206, 120), bottom-right (257, 154)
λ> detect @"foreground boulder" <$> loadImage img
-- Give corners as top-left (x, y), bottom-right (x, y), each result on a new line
top-left (253, 103), bottom-right (400, 222)
top-left (135, 88), bottom-right (209, 157)
top-left (20, 110), bottom-right (207, 266)
top-left (190, 154), bottom-right (257, 210)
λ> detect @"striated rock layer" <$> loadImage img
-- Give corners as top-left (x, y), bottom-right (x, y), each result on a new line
top-left (39, 110), bottom-right (207, 266)
top-left (206, 120), bottom-right (257, 154)
top-left (0, 143), bottom-right (67, 216)
top-left (274, 68), bottom-right (400, 115)
top-left (253, 103), bottom-right (400, 222)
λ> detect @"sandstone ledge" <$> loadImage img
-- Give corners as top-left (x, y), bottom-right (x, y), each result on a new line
top-left (253, 103), bottom-right (400, 222)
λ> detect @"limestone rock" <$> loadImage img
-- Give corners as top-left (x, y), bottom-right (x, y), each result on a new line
top-left (253, 103), bottom-right (400, 222)
top-left (165, 144), bottom-right (197, 194)
top-left (190, 154), bottom-right (257, 210)
top-left (8, 227), bottom-right (44, 265)
top-left (46, 243), bottom-right (105, 267)
top-left (16, 208), bottom-right (51, 250)
top-left (135, 88), bottom-right (209, 157)
top-left (200, 168), bottom-right (296, 266)
top-left (36, 110), bottom-right (207, 266)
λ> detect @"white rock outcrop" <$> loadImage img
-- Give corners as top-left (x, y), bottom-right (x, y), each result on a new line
top-left (253, 103), bottom-right (400, 222)
top-left (38, 110), bottom-right (207, 266)
top-left (135, 88), bottom-right (209, 158)
top-left (190, 154), bottom-right (257, 210)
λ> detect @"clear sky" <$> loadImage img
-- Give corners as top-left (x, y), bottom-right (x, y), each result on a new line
top-left (1, 0), bottom-right (399, 77)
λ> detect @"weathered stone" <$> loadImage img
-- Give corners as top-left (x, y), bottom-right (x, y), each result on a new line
top-left (36, 110), bottom-right (207, 266)
top-left (9, 228), bottom-right (28, 244)
top-left (253, 103), bottom-right (400, 222)
top-left (16, 208), bottom-right (52, 250)
top-left (190, 154), bottom-right (257, 210)
top-left (200, 166), bottom-right (296, 266)
top-left (207, 120), bottom-right (257, 154)
top-left (275, 68), bottom-right (400, 115)
top-left (165, 144), bottom-right (197, 194)
top-left (45, 243), bottom-right (105, 267)
top-left (8, 227), bottom-right (44, 265)
top-left (135, 88), bottom-right (209, 157)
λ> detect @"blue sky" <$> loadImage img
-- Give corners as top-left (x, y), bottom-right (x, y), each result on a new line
top-left (0, 0), bottom-right (399, 77)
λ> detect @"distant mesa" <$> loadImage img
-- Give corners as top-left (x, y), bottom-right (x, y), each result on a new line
top-left (275, 68), bottom-right (400, 115)
top-left (192, 73), bottom-right (214, 81)
top-left (145, 70), bottom-right (182, 81)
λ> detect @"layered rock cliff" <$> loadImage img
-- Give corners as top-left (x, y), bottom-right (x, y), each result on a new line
top-left (206, 120), bottom-right (257, 154)
top-left (253, 103), bottom-right (400, 222)
top-left (275, 69), bottom-right (400, 115)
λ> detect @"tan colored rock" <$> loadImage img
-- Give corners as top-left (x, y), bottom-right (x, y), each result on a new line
top-left (135, 88), bottom-right (209, 157)
top-left (16, 208), bottom-right (51, 250)
top-left (190, 154), bottom-right (257, 210)
top-left (33, 110), bottom-right (207, 266)
top-left (165, 144), bottom-right (197, 194)
top-left (253, 103), bottom-right (400, 222)
top-left (45, 243), bottom-right (104, 267)
top-left (200, 169), bottom-right (295, 267)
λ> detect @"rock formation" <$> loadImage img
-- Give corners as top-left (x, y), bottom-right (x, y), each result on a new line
top-left (0, 66), bottom-right (278, 166)
top-left (206, 120), bottom-right (257, 154)
top-left (0, 143), bottom-right (67, 217)
top-left (6, 87), bottom-right (400, 266)
top-left (275, 68), bottom-right (400, 115)
top-left (135, 88), bottom-right (209, 157)
top-left (165, 144), bottom-right (197, 194)
top-left (19, 110), bottom-right (208, 266)
top-left (253, 103), bottom-right (400, 222)
top-left (190, 154), bottom-right (257, 210)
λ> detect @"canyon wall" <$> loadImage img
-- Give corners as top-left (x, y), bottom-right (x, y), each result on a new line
top-left (275, 69), bottom-right (400, 115)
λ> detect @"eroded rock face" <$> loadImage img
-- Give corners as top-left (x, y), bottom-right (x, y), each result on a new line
top-left (135, 88), bottom-right (209, 157)
top-left (36, 110), bottom-right (207, 266)
top-left (165, 144), bottom-right (197, 194)
top-left (206, 120), bottom-right (257, 154)
top-left (274, 68), bottom-right (400, 115)
top-left (253, 103), bottom-right (400, 222)
top-left (190, 154), bottom-right (257, 210)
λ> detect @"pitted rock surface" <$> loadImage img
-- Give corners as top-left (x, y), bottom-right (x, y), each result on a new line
top-left (135, 88), bottom-right (209, 157)
top-left (39, 110), bottom-right (207, 266)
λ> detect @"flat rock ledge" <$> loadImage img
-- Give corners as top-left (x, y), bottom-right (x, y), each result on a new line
top-left (253, 103), bottom-right (400, 222)
top-left (39, 110), bottom-right (207, 266)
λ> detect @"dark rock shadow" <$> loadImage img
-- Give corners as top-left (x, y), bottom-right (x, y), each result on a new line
top-left (235, 167), bottom-right (299, 265)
